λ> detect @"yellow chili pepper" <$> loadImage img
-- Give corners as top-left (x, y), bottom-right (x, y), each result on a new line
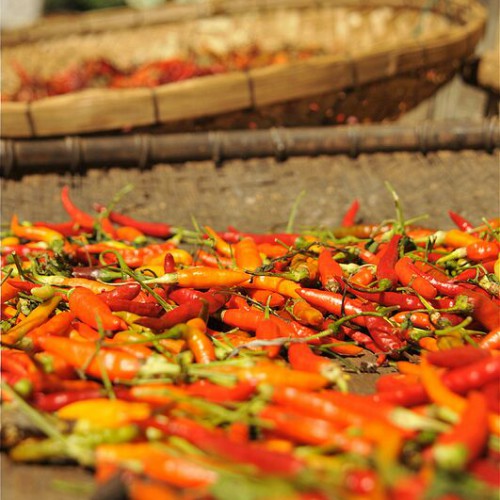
top-left (2, 295), bottom-right (61, 344)
top-left (57, 399), bottom-right (151, 428)
top-left (10, 215), bottom-right (64, 243)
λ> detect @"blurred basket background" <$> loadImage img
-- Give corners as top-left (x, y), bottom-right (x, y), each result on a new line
top-left (0, 0), bottom-right (489, 138)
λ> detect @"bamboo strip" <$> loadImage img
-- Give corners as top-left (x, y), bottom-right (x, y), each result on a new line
top-left (156, 73), bottom-right (252, 123)
top-left (1, 119), bottom-right (497, 177)
top-left (0, 102), bottom-right (32, 138)
top-left (30, 88), bottom-right (155, 136)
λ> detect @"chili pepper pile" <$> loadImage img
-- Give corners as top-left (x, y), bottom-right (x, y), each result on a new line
top-left (3, 46), bottom-right (320, 102)
top-left (1, 186), bottom-right (499, 499)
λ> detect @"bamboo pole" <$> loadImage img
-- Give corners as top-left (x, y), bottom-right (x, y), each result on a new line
top-left (1, 119), bottom-right (497, 178)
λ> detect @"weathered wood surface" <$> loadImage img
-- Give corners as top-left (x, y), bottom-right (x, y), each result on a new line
top-left (2, 151), bottom-right (499, 230)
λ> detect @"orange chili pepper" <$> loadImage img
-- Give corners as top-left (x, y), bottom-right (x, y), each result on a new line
top-left (10, 215), bottom-right (64, 243)
top-left (243, 275), bottom-right (300, 298)
top-left (290, 298), bottom-right (324, 326)
top-left (184, 318), bottom-right (216, 364)
top-left (234, 237), bottom-right (263, 271)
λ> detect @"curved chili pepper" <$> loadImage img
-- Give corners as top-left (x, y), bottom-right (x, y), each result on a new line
top-left (375, 234), bottom-right (402, 290)
top-left (340, 199), bottom-right (360, 227)
top-left (448, 210), bottom-right (475, 232)
top-left (26, 311), bottom-right (75, 349)
top-left (69, 287), bottom-right (126, 331)
top-left (60, 186), bottom-right (95, 229)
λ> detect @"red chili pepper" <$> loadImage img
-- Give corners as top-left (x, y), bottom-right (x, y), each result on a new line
top-left (287, 343), bottom-right (342, 384)
top-left (394, 257), bottom-right (437, 299)
top-left (426, 345), bottom-right (491, 369)
top-left (105, 298), bottom-right (163, 317)
top-left (247, 289), bottom-right (286, 308)
top-left (296, 288), bottom-right (368, 326)
top-left (448, 210), bottom-right (474, 232)
top-left (163, 252), bottom-right (176, 273)
top-left (98, 283), bottom-right (142, 302)
top-left (349, 266), bottom-right (376, 288)
top-left (341, 199), bottom-right (360, 227)
top-left (365, 313), bottom-right (405, 354)
top-left (255, 319), bottom-right (282, 358)
top-left (60, 186), bottom-right (95, 229)
top-left (317, 248), bottom-right (343, 291)
top-left (95, 203), bottom-right (173, 238)
top-left (346, 286), bottom-right (426, 311)
top-left (145, 417), bottom-right (304, 476)
top-left (219, 229), bottom-right (300, 247)
top-left (375, 234), bottom-right (402, 289)
top-left (183, 379), bottom-right (256, 403)
top-left (33, 221), bottom-right (82, 237)
top-left (69, 287), bottom-right (126, 331)
top-left (432, 391), bottom-right (489, 471)
top-left (466, 241), bottom-right (499, 262)
top-left (32, 388), bottom-right (105, 412)
top-left (479, 327), bottom-right (500, 350)
top-left (468, 459), bottom-right (500, 488)
top-left (5, 278), bottom-right (41, 293)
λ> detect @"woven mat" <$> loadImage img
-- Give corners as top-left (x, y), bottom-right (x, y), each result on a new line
top-left (2, 151), bottom-right (499, 230)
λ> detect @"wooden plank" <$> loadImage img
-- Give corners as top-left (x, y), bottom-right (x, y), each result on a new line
top-left (1, 102), bottom-right (32, 138)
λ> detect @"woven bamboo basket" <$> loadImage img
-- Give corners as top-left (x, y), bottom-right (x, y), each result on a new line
top-left (1, 0), bottom-right (487, 138)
